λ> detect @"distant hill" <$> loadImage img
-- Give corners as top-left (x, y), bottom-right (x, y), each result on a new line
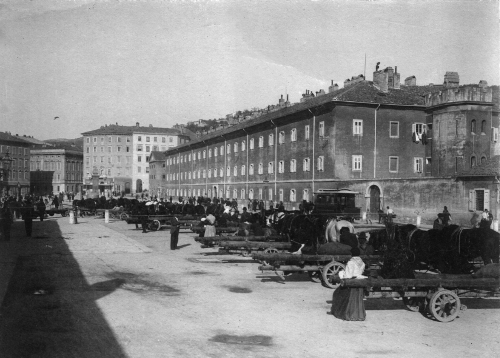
top-left (45, 137), bottom-right (84, 151)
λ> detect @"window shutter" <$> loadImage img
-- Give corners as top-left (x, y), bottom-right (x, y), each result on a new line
top-left (468, 190), bottom-right (475, 211)
top-left (412, 123), bottom-right (416, 134)
top-left (484, 189), bottom-right (490, 211)
top-left (493, 128), bottom-right (498, 142)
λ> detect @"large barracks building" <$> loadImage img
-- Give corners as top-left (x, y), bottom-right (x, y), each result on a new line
top-left (163, 67), bottom-right (499, 225)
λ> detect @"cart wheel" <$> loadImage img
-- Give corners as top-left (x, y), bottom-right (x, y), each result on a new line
top-left (403, 297), bottom-right (424, 312)
top-left (49, 213), bottom-right (54, 217)
top-left (321, 261), bottom-right (346, 289)
top-left (428, 289), bottom-right (460, 322)
top-left (263, 247), bottom-right (279, 254)
top-left (241, 249), bottom-right (252, 257)
top-left (61, 211), bottom-right (66, 217)
top-left (120, 213), bottom-right (129, 221)
top-left (308, 271), bottom-right (322, 283)
top-left (149, 220), bottom-right (161, 231)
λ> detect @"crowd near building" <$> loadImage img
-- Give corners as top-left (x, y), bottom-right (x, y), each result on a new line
top-left (161, 67), bottom-right (499, 225)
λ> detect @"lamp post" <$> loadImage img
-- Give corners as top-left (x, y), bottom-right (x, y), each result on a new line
top-left (0, 150), bottom-right (13, 197)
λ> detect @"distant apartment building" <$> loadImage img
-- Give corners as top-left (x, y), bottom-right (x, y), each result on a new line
top-left (30, 143), bottom-right (83, 196)
top-left (81, 122), bottom-right (191, 196)
top-left (0, 132), bottom-right (31, 196)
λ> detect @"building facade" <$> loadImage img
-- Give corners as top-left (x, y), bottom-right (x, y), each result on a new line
top-left (29, 145), bottom-right (83, 196)
top-left (162, 69), bottom-right (499, 225)
top-left (149, 151), bottom-right (167, 199)
top-left (81, 123), bottom-right (191, 197)
top-left (0, 132), bottom-right (31, 196)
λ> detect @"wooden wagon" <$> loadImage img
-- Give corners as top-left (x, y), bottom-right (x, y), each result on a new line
top-left (340, 274), bottom-right (500, 322)
top-left (252, 253), bottom-right (380, 288)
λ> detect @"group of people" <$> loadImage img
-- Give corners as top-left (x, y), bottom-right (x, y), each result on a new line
top-left (0, 194), bottom-right (53, 240)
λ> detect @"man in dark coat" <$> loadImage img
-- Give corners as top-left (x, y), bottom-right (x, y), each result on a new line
top-left (52, 195), bottom-right (59, 210)
top-left (140, 205), bottom-right (149, 233)
top-left (22, 199), bottom-right (34, 237)
top-left (170, 216), bottom-right (180, 250)
top-left (240, 207), bottom-right (251, 223)
top-left (36, 198), bottom-right (46, 222)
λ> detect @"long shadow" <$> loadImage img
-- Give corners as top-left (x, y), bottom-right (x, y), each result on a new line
top-left (0, 220), bottom-right (127, 357)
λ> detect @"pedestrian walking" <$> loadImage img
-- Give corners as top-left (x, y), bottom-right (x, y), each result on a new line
top-left (365, 208), bottom-right (372, 224)
top-left (170, 216), bottom-right (180, 250)
top-left (0, 202), bottom-right (12, 241)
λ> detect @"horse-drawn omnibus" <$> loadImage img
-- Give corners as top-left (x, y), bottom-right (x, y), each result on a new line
top-left (313, 188), bottom-right (361, 222)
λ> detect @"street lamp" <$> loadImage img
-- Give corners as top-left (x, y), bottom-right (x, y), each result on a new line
top-left (0, 150), bottom-right (14, 196)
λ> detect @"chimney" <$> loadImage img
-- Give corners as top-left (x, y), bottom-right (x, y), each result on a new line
top-left (136, 122), bottom-right (140, 127)
top-left (443, 72), bottom-right (459, 88)
top-left (373, 70), bottom-right (388, 93)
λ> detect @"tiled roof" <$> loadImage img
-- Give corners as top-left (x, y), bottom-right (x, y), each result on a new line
top-left (81, 124), bottom-right (186, 136)
top-left (456, 155), bottom-right (500, 177)
top-left (149, 151), bottom-right (166, 162)
top-left (167, 81), bottom-right (431, 153)
top-left (0, 132), bottom-right (31, 145)
top-left (335, 82), bottom-right (441, 105)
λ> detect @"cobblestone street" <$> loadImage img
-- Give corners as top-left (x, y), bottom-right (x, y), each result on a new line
top-left (1, 215), bottom-right (499, 358)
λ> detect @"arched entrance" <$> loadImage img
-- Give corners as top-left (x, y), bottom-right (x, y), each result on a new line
top-left (369, 185), bottom-right (381, 213)
top-left (125, 182), bottom-right (131, 194)
top-left (136, 179), bottom-right (142, 193)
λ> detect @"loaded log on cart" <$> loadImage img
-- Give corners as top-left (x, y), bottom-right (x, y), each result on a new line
top-left (339, 267), bottom-right (500, 322)
top-left (196, 235), bottom-right (287, 247)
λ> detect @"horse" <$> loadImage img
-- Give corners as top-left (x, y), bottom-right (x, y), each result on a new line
top-left (324, 218), bottom-right (355, 242)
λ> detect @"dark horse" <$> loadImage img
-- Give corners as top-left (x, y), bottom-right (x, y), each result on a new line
top-left (394, 224), bottom-right (500, 274)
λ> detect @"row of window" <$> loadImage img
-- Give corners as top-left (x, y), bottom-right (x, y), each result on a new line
top-left (0, 146), bottom-right (29, 156)
top-left (87, 146), bottom-right (131, 153)
top-left (86, 136), bottom-right (174, 144)
top-left (88, 156), bottom-right (132, 164)
top-left (166, 121), bottom-right (434, 167)
top-left (164, 187), bottom-right (309, 202)
top-left (166, 157), bottom-right (325, 181)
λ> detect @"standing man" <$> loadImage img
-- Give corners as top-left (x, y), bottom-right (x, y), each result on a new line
top-left (52, 195), bottom-right (59, 210)
top-left (36, 197), bottom-right (46, 222)
top-left (385, 206), bottom-right (393, 224)
top-left (170, 216), bottom-right (180, 250)
top-left (22, 199), bottom-right (34, 237)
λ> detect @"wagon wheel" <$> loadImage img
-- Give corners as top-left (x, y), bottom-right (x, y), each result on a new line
top-left (61, 211), bottom-right (67, 217)
top-left (149, 220), bottom-right (161, 231)
top-left (263, 247), bottom-right (279, 254)
top-left (308, 271), bottom-right (322, 283)
top-left (402, 296), bottom-right (424, 312)
top-left (321, 261), bottom-right (346, 289)
top-left (428, 289), bottom-right (461, 322)
top-left (240, 248), bottom-right (252, 257)
top-left (120, 212), bottom-right (129, 221)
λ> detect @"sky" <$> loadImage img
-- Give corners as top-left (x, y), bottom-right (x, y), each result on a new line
top-left (0, 0), bottom-right (498, 140)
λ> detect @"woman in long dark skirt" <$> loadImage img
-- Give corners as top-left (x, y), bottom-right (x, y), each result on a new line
top-left (331, 247), bottom-right (367, 321)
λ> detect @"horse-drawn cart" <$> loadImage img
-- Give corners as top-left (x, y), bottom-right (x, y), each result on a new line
top-left (340, 273), bottom-right (500, 322)
top-left (253, 253), bottom-right (380, 287)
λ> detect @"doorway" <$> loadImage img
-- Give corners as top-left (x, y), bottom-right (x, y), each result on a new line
top-left (136, 179), bottom-right (142, 193)
top-left (369, 185), bottom-right (381, 213)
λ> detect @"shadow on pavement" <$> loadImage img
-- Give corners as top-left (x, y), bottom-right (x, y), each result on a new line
top-left (0, 220), bottom-right (127, 358)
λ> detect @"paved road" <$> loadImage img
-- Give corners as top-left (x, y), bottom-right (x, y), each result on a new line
top-left (0, 215), bottom-right (499, 358)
